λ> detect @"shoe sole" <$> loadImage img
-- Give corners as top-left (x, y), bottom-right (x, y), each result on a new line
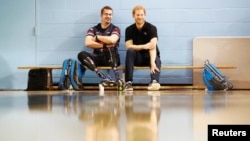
top-left (125, 88), bottom-right (133, 91)
top-left (147, 83), bottom-right (161, 91)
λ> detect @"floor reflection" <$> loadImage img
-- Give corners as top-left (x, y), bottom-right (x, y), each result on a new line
top-left (71, 92), bottom-right (162, 141)
top-left (125, 95), bottom-right (160, 141)
top-left (0, 90), bottom-right (250, 141)
top-left (28, 94), bottom-right (52, 112)
top-left (76, 94), bottom-right (121, 141)
top-left (203, 91), bottom-right (227, 113)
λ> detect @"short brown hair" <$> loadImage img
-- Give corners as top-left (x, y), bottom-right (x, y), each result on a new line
top-left (101, 6), bottom-right (113, 15)
top-left (132, 5), bottom-right (146, 15)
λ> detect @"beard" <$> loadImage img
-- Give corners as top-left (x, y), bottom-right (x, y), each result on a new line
top-left (136, 19), bottom-right (144, 25)
top-left (104, 19), bottom-right (111, 25)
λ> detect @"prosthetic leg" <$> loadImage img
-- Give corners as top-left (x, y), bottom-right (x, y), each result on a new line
top-left (78, 52), bottom-right (115, 87)
top-left (106, 48), bottom-right (125, 91)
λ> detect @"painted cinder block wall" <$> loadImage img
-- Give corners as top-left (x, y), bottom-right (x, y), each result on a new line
top-left (1, 0), bottom-right (250, 89)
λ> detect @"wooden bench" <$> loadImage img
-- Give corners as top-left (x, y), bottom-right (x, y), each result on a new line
top-left (18, 65), bottom-right (236, 90)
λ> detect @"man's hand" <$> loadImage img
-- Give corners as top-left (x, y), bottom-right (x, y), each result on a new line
top-left (106, 43), bottom-right (116, 48)
top-left (142, 43), bottom-right (155, 50)
top-left (150, 63), bottom-right (160, 74)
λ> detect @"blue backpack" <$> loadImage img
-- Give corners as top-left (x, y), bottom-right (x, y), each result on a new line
top-left (58, 58), bottom-right (85, 90)
top-left (202, 60), bottom-right (233, 91)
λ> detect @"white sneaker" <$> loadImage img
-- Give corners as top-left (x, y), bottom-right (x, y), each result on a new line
top-left (147, 80), bottom-right (161, 91)
top-left (125, 81), bottom-right (133, 91)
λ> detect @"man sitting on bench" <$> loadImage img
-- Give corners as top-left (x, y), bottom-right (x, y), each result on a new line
top-left (124, 5), bottom-right (161, 91)
top-left (77, 6), bottom-right (124, 91)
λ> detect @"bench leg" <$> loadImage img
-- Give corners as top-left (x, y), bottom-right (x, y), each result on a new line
top-left (46, 69), bottom-right (53, 90)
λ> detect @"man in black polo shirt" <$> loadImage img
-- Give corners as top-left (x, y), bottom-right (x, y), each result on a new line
top-left (124, 5), bottom-right (161, 91)
top-left (78, 6), bottom-right (124, 91)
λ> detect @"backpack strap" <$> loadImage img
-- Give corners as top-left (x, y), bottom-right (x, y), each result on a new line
top-left (69, 59), bottom-right (84, 90)
top-left (58, 59), bottom-right (72, 89)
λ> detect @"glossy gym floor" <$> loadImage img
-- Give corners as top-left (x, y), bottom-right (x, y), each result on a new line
top-left (0, 89), bottom-right (250, 141)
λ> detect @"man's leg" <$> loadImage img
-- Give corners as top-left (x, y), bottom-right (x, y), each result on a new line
top-left (125, 49), bottom-right (142, 91)
top-left (148, 56), bottom-right (161, 90)
top-left (150, 56), bottom-right (161, 82)
top-left (106, 48), bottom-right (124, 91)
top-left (78, 51), bottom-right (107, 79)
top-left (106, 48), bottom-right (121, 79)
top-left (125, 49), bottom-right (138, 82)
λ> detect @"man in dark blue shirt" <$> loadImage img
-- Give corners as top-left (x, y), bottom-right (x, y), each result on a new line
top-left (78, 6), bottom-right (124, 91)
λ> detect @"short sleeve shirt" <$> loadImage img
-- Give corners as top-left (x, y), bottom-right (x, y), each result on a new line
top-left (87, 23), bottom-right (120, 38)
top-left (125, 22), bottom-right (160, 56)
top-left (86, 23), bottom-right (120, 54)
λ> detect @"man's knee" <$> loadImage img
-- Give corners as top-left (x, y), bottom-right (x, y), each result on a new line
top-left (77, 51), bottom-right (97, 71)
top-left (126, 48), bottom-right (136, 57)
top-left (78, 51), bottom-right (88, 61)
